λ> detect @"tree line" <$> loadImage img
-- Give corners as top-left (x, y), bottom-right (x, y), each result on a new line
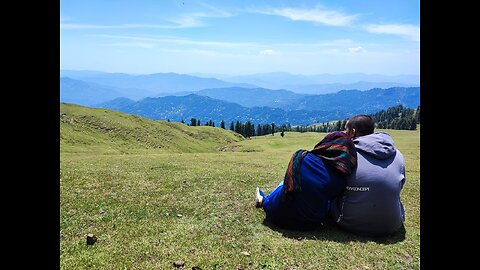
top-left (373, 104), bottom-right (419, 130)
top-left (289, 105), bottom-right (420, 133)
top-left (176, 104), bottom-right (420, 138)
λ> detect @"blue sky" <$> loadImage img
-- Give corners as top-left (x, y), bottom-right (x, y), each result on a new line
top-left (60, 0), bottom-right (420, 76)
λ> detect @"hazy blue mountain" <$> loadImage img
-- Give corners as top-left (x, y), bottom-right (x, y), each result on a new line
top-left (60, 77), bottom-right (156, 105)
top-left (98, 94), bottom-right (341, 125)
top-left (193, 87), bottom-right (310, 108)
top-left (222, 72), bottom-right (419, 85)
top-left (187, 72), bottom-right (231, 80)
top-left (281, 87), bottom-right (420, 112)
top-left (60, 77), bottom-right (124, 106)
top-left (98, 86), bottom-right (420, 126)
top-left (225, 72), bottom-right (314, 86)
top-left (115, 94), bottom-right (245, 122)
top-left (62, 71), bottom-right (258, 94)
top-left (205, 72), bottom-right (419, 94)
top-left (60, 70), bottom-right (110, 79)
top-left (286, 81), bottom-right (418, 95)
top-left (215, 72), bottom-right (314, 90)
top-left (154, 86), bottom-right (419, 112)
top-left (93, 97), bottom-right (136, 110)
top-left (307, 73), bottom-right (419, 84)
top-left (61, 69), bottom-right (419, 97)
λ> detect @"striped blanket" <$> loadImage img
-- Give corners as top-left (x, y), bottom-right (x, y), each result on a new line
top-left (283, 131), bottom-right (357, 194)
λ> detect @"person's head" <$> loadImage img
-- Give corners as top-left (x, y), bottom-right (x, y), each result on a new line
top-left (345, 115), bottom-right (374, 138)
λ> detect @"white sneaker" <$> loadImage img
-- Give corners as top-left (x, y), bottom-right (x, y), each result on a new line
top-left (255, 187), bottom-right (264, 208)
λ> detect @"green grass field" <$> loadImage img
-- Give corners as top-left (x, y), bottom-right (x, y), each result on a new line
top-left (60, 104), bottom-right (420, 269)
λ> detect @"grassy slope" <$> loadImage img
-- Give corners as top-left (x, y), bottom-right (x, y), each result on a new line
top-left (60, 103), bottom-right (244, 154)
top-left (60, 106), bottom-right (420, 270)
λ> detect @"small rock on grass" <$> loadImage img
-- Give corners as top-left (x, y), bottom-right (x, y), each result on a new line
top-left (86, 233), bottom-right (97, 245)
top-left (192, 267), bottom-right (202, 270)
top-left (401, 251), bottom-right (413, 262)
top-left (173, 261), bottom-right (185, 268)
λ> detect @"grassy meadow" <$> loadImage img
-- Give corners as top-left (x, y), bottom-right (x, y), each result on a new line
top-left (60, 103), bottom-right (420, 269)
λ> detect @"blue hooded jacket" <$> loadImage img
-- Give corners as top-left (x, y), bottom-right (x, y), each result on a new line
top-left (331, 132), bottom-right (406, 236)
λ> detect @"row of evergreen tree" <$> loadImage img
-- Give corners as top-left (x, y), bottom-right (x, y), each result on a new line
top-left (373, 105), bottom-right (419, 130)
top-left (182, 118), bottom-right (226, 128)
top-left (288, 105), bottom-right (420, 133)
top-left (176, 104), bottom-right (420, 137)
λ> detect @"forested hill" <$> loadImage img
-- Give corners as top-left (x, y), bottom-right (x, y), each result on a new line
top-left (96, 87), bottom-right (419, 126)
top-left (96, 94), bottom-right (347, 126)
top-left (281, 87), bottom-right (419, 111)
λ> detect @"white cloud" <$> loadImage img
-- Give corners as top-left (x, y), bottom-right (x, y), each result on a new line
top-left (156, 48), bottom-right (222, 56)
top-left (348, 46), bottom-right (366, 53)
top-left (264, 7), bottom-right (357, 26)
top-left (102, 35), bottom-right (363, 52)
top-left (197, 1), bottom-right (232, 18)
top-left (61, 23), bottom-right (177, 30)
top-left (279, 39), bottom-right (353, 47)
top-left (166, 3), bottom-right (232, 28)
top-left (61, 6), bottom-right (232, 30)
top-left (104, 42), bottom-right (156, 49)
top-left (365, 24), bottom-right (420, 42)
top-left (90, 34), bottom-right (260, 48)
top-left (168, 15), bottom-right (206, 28)
top-left (168, 10), bottom-right (231, 28)
top-left (260, 49), bottom-right (278, 55)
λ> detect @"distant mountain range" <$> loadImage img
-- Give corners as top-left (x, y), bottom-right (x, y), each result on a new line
top-left (281, 87), bottom-right (420, 112)
top-left (60, 70), bottom-right (257, 97)
top-left (95, 87), bottom-right (419, 125)
top-left (95, 94), bottom-right (336, 126)
top-left (60, 69), bottom-right (420, 125)
top-left (60, 77), bottom-right (156, 105)
top-left (60, 70), bottom-right (420, 106)
top-left (288, 81), bottom-right (418, 94)
top-left (191, 72), bottom-right (419, 94)
top-left (158, 87), bottom-right (311, 108)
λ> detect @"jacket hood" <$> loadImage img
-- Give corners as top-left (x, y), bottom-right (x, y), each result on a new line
top-left (353, 132), bottom-right (396, 159)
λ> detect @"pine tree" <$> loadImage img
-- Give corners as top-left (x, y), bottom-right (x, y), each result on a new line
top-left (244, 121), bottom-right (251, 138)
top-left (230, 121), bottom-right (234, 131)
top-left (235, 121), bottom-right (241, 134)
top-left (256, 124), bottom-right (262, 136)
top-left (335, 120), bottom-right (342, 131)
top-left (415, 106), bottom-right (420, 124)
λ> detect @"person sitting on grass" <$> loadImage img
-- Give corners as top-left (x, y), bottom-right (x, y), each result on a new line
top-left (255, 131), bottom-right (357, 230)
top-left (330, 115), bottom-right (406, 236)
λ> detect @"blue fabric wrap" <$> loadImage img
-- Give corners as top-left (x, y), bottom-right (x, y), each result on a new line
top-left (262, 153), bottom-right (346, 229)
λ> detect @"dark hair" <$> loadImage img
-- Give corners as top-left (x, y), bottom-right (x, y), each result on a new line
top-left (346, 115), bottom-right (374, 136)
